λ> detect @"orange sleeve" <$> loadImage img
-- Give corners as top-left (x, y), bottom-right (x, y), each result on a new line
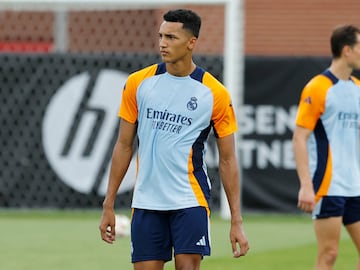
top-left (119, 64), bottom-right (158, 123)
top-left (295, 75), bottom-right (333, 130)
top-left (351, 75), bottom-right (360, 86)
top-left (203, 72), bottom-right (238, 138)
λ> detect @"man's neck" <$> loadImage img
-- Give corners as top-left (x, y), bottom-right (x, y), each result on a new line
top-left (329, 59), bottom-right (353, 80)
top-left (166, 61), bottom-right (196, 77)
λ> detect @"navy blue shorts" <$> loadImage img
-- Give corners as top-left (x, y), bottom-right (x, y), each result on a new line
top-left (131, 207), bottom-right (211, 263)
top-left (313, 196), bottom-right (360, 225)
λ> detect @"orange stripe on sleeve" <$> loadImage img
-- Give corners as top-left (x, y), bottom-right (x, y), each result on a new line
top-left (119, 64), bottom-right (158, 123)
top-left (351, 75), bottom-right (360, 86)
top-left (202, 72), bottom-right (237, 138)
top-left (296, 75), bottom-right (333, 130)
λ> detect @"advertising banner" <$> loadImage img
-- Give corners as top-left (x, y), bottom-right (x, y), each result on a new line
top-left (0, 54), bottom-right (338, 211)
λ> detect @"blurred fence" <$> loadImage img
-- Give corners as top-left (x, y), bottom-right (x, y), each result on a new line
top-left (0, 7), bottom-right (226, 54)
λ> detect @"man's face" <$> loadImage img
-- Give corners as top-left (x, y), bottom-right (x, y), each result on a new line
top-left (348, 33), bottom-right (360, 70)
top-left (158, 21), bottom-right (196, 63)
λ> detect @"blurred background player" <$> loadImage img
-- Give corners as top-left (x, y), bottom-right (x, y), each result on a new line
top-left (99, 9), bottom-right (249, 270)
top-left (293, 24), bottom-right (360, 270)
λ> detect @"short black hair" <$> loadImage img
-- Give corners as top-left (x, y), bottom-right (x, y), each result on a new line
top-left (331, 24), bottom-right (360, 58)
top-left (163, 9), bottom-right (201, 38)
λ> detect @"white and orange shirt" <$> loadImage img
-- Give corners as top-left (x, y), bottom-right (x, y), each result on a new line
top-left (119, 63), bottom-right (237, 212)
top-left (296, 69), bottom-right (360, 199)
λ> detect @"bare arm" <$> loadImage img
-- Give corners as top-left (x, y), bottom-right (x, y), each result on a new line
top-left (292, 125), bottom-right (315, 213)
top-left (99, 119), bottom-right (137, 244)
top-left (217, 134), bottom-right (249, 258)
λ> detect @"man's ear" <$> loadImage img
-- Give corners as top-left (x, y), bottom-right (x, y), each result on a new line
top-left (342, 44), bottom-right (352, 57)
top-left (188, 37), bottom-right (197, 50)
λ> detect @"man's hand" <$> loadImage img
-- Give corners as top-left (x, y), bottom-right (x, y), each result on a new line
top-left (297, 183), bottom-right (316, 213)
top-left (99, 208), bottom-right (116, 244)
top-left (230, 221), bottom-right (249, 258)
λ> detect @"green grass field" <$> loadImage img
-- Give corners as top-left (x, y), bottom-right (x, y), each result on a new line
top-left (0, 210), bottom-right (357, 270)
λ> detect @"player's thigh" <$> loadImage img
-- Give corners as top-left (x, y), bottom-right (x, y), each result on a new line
top-left (346, 221), bottom-right (360, 254)
top-left (134, 260), bottom-right (165, 270)
top-left (314, 217), bottom-right (342, 249)
top-left (344, 196), bottom-right (360, 254)
top-left (174, 254), bottom-right (201, 270)
top-left (313, 196), bottom-right (345, 249)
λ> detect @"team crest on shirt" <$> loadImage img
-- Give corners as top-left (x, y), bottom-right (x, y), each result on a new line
top-left (187, 97), bottom-right (198, 111)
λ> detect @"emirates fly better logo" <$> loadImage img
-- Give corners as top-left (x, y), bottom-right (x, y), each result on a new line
top-left (42, 70), bottom-right (136, 195)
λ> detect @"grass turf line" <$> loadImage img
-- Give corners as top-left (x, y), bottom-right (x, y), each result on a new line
top-left (0, 210), bottom-right (356, 270)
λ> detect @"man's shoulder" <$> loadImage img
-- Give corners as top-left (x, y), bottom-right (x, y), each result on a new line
top-left (201, 70), bottom-right (227, 92)
top-left (305, 73), bottom-right (334, 91)
top-left (351, 75), bottom-right (360, 86)
top-left (129, 63), bottom-right (160, 79)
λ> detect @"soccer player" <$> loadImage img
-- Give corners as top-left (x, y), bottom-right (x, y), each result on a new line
top-left (293, 24), bottom-right (360, 270)
top-left (99, 9), bottom-right (249, 270)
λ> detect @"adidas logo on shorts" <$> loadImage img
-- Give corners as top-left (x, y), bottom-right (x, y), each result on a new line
top-left (196, 236), bottom-right (206, 246)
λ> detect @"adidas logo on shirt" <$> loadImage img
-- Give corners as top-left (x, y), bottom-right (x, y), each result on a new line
top-left (196, 236), bottom-right (206, 246)
top-left (303, 96), bottom-right (312, 104)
